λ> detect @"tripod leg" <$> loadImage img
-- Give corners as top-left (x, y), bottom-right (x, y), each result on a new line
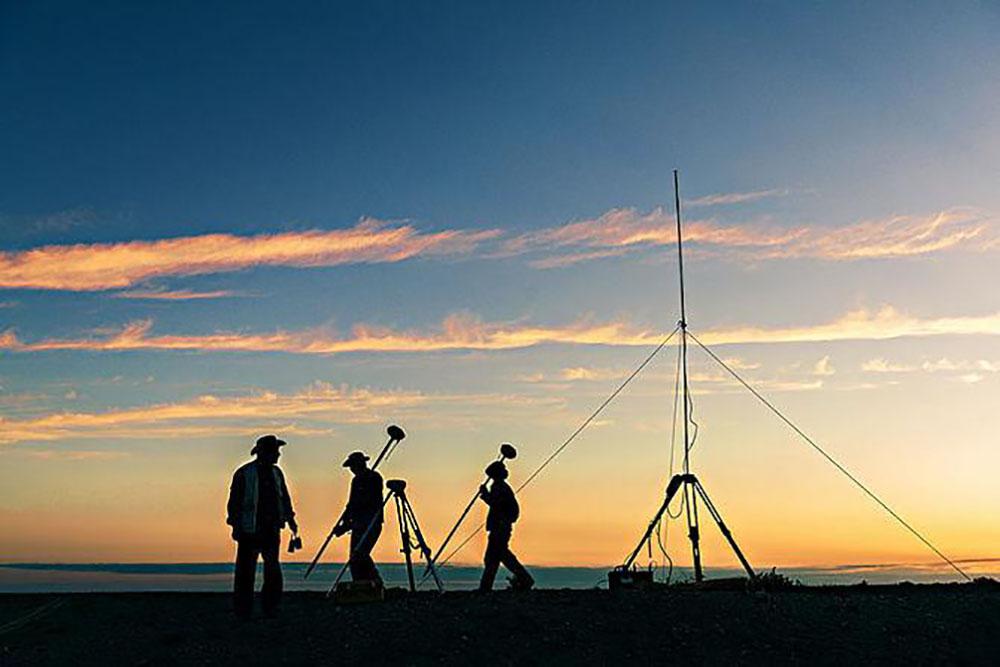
top-left (623, 474), bottom-right (686, 569)
top-left (684, 479), bottom-right (704, 581)
top-left (692, 480), bottom-right (756, 580)
top-left (402, 499), bottom-right (444, 592)
top-left (395, 492), bottom-right (416, 592)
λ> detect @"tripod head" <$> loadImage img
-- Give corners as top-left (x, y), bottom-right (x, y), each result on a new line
top-left (386, 479), bottom-right (407, 494)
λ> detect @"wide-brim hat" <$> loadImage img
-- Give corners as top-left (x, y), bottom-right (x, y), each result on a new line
top-left (342, 451), bottom-right (370, 467)
top-left (251, 434), bottom-right (287, 455)
top-left (485, 460), bottom-right (508, 479)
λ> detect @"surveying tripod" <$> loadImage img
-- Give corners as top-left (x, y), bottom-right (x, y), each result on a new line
top-left (620, 473), bottom-right (755, 579)
top-left (327, 479), bottom-right (444, 596)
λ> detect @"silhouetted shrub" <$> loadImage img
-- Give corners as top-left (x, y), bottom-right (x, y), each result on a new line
top-left (749, 568), bottom-right (799, 591)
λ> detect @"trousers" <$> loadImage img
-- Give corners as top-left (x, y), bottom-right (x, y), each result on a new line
top-left (233, 529), bottom-right (282, 617)
top-left (479, 526), bottom-right (532, 591)
top-left (350, 521), bottom-right (383, 584)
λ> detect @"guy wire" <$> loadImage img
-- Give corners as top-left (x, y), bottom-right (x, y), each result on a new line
top-left (429, 325), bottom-right (682, 573)
top-left (687, 329), bottom-right (972, 582)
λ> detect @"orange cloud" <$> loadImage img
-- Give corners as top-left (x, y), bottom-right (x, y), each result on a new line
top-left (687, 188), bottom-right (790, 207)
top-left (0, 218), bottom-right (499, 291)
top-left (698, 306), bottom-right (1000, 346)
top-left (0, 314), bottom-right (664, 355)
top-left (112, 289), bottom-right (240, 300)
top-left (503, 207), bottom-right (802, 256)
top-left (0, 382), bottom-right (422, 444)
top-left (0, 381), bottom-right (564, 446)
top-left (759, 209), bottom-right (988, 260)
top-left (4, 307), bottom-right (1000, 358)
top-left (504, 207), bottom-right (989, 267)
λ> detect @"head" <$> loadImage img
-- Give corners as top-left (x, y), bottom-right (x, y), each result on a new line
top-left (342, 451), bottom-right (370, 475)
top-left (252, 435), bottom-right (286, 465)
top-left (485, 460), bottom-right (509, 481)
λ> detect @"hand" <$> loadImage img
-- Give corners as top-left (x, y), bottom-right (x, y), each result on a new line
top-left (333, 523), bottom-right (347, 537)
top-left (479, 484), bottom-right (488, 497)
top-left (288, 518), bottom-right (299, 534)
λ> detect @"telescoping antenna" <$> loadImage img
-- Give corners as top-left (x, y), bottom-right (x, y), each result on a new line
top-left (613, 170), bottom-right (756, 587)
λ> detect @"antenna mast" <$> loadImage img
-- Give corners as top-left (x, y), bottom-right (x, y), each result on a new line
top-left (673, 169), bottom-right (703, 581)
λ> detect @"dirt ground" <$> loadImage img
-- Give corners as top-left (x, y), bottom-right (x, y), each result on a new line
top-left (2, 583), bottom-right (999, 665)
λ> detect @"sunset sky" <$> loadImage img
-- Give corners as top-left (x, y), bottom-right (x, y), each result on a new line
top-left (2, 2), bottom-right (998, 575)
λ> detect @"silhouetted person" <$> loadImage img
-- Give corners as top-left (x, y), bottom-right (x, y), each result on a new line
top-left (226, 435), bottom-right (297, 619)
top-left (333, 451), bottom-right (384, 585)
top-left (478, 460), bottom-right (534, 592)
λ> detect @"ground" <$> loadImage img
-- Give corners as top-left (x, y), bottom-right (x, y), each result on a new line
top-left (2, 583), bottom-right (999, 665)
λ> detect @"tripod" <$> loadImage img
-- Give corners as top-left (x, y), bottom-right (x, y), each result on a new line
top-left (617, 171), bottom-right (756, 584)
top-left (620, 473), bottom-right (754, 579)
top-left (327, 479), bottom-right (444, 596)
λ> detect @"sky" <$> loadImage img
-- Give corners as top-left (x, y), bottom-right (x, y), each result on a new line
top-left (1, 1), bottom-right (999, 575)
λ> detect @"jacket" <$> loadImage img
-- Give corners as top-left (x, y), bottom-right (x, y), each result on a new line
top-left (226, 461), bottom-right (295, 535)
top-left (481, 479), bottom-right (520, 532)
top-left (345, 468), bottom-right (384, 528)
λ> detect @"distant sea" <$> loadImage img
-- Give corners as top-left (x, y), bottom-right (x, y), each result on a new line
top-left (1, 561), bottom-right (992, 593)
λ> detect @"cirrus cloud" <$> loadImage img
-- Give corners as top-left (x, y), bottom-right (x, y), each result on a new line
top-left (0, 314), bottom-right (664, 355)
top-left (0, 381), bottom-right (564, 446)
top-left (503, 206), bottom-right (990, 268)
top-left (0, 218), bottom-right (499, 291)
top-left (4, 306), bottom-right (1000, 358)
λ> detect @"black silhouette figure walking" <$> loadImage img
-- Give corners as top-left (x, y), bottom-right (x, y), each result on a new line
top-left (334, 451), bottom-right (384, 585)
top-left (226, 435), bottom-right (298, 619)
top-left (478, 460), bottom-right (534, 592)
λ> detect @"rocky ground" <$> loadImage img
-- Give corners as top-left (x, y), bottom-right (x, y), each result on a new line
top-left (2, 582), bottom-right (999, 665)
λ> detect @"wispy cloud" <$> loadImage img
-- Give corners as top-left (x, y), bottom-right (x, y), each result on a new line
top-left (22, 449), bottom-right (129, 461)
top-left (698, 306), bottom-right (1000, 346)
top-left (863, 356), bottom-right (1000, 384)
top-left (920, 358), bottom-right (1000, 373)
top-left (5, 306), bottom-right (1000, 358)
top-left (687, 188), bottom-right (790, 208)
top-left (502, 207), bottom-right (802, 262)
top-left (760, 209), bottom-right (988, 260)
top-left (812, 355), bottom-right (836, 376)
top-left (0, 314), bottom-right (664, 356)
top-left (112, 289), bottom-right (241, 301)
top-left (0, 381), bottom-right (412, 444)
top-left (0, 381), bottom-right (563, 446)
top-left (861, 358), bottom-right (916, 373)
top-left (0, 218), bottom-right (499, 291)
top-left (1, 207), bottom-right (98, 235)
top-left (503, 207), bottom-right (990, 268)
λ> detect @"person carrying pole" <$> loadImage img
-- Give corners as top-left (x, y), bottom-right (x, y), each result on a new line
top-left (333, 451), bottom-right (385, 585)
top-left (478, 460), bottom-right (534, 592)
top-left (226, 434), bottom-right (298, 619)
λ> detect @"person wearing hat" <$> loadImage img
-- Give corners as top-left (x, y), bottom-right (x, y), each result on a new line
top-left (332, 450), bottom-right (385, 585)
top-left (226, 434), bottom-right (298, 618)
top-left (477, 460), bottom-right (534, 592)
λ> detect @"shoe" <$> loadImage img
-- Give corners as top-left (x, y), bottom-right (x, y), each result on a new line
top-left (507, 575), bottom-right (534, 591)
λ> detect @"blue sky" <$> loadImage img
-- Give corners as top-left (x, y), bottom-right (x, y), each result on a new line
top-left (1, 1), bottom-right (998, 569)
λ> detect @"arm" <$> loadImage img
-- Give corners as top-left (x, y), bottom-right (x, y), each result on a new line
top-left (333, 478), bottom-right (357, 535)
top-left (279, 470), bottom-right (297, 533)
top-left (226, 470), bottom-right (244, 538)
top-left (478, 483), bottom-right (494, 505)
